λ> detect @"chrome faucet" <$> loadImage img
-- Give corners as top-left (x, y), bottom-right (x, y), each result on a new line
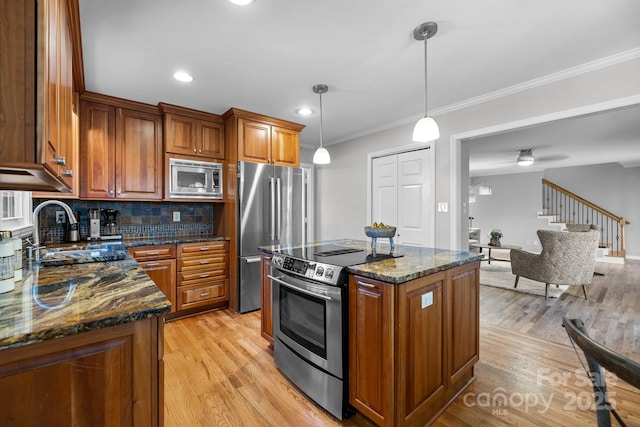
top-left (31, 200), bottom-right (79, 259)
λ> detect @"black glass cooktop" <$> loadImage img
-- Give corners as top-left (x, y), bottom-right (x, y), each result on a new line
top-left (278, 244), bottom-right (402, 267)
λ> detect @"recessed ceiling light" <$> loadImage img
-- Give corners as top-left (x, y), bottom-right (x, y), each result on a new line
top-left (296, 107), bottom-right (314, 116)
top-left (173, 71), bottom-right (194, 82)
top-left (229, 0), bottom-right (255, 5)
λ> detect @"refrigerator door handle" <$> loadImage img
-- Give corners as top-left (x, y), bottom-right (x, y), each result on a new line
top-left (270, 177), bottom-right (276, 241)
top-left (276, 177), bottom-right (282, 241)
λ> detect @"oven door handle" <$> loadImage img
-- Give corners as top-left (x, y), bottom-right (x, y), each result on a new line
top-left (267, 274), bottom-right (333, 301)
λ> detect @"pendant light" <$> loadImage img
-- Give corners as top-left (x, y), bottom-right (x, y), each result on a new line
top-left (412, 22), bottom-right (440, 142)
top-left (312, 84), bottom-right (331, 164)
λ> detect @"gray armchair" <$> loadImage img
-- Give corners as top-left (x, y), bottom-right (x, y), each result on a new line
top-left (510, 229), bottom-right (600, 300)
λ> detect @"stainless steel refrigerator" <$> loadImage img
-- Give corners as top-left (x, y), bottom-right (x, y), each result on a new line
top-left (237, 161), bottom-right (307, 313)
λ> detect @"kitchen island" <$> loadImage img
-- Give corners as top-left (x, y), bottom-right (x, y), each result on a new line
top-left (0, 252), bottom-right (170, 426)
top-left (260, 239), bottom-right (482, 427)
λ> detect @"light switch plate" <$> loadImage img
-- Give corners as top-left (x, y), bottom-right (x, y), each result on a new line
top-left (421, 292), bottom-right (433, 309)
top-left (438, 202), bottom-right (448, 213)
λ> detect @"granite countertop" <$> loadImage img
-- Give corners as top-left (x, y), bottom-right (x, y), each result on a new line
top-left (259, 239), bottom-right (483, 284)
top-left (0, 254), bottom-right (171, 351)
top-left (123, 235), bottom-right (228, 247)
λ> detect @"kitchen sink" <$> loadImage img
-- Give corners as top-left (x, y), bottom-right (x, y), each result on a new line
top-left (40, 242), bottom-right (129, 266)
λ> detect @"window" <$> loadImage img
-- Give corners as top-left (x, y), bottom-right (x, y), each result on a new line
top-left (0, 191), bottom-right (32, 236)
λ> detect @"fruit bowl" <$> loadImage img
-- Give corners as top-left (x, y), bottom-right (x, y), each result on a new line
top-left (364, 226), bottom-right (397, 238)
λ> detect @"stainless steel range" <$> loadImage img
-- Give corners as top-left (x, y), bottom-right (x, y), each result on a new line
top-left (269, 243), bottom-right (401, 419)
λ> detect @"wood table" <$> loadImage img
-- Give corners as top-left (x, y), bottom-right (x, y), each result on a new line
top-left (470, 242), bottom-right (522, 264)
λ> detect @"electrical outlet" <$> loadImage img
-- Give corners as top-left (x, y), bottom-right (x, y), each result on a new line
top-left (173, 211), bottom-right (180, 222)
top-left (55, 211), bottom-right (66, 224)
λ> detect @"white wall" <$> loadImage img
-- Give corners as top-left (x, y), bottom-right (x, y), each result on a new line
top-left (314, 56), bottom-right (640, 249)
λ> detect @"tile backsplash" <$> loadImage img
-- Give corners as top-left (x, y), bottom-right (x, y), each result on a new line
top-left (34, 200), bottom-right (218, 244)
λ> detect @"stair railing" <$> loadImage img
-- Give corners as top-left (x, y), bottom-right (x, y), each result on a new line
top-left (541, 179), bottom-right (629, 258)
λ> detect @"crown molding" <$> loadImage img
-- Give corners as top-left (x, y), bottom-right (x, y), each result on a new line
top-left (331, 47), bottom-right (640, 145)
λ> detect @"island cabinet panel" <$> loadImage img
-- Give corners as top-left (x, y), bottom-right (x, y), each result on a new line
top-left (447, 262), bottom-right (480, 383)
top-left (349, 260), bottom-right (480, 427)
top-left (0, 318), bottom-right (164, 427)
top-left (349, 276), bottom-right (394, 426)
top-left (260, 254), bottom-right (274, 344)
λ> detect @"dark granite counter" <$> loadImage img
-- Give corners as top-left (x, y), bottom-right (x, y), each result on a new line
top-left (259, 239), bottom-right (483, 284)
top-left (0, 254), bottom-right (171, 351)
top-left (123, 235), bottom-right (228, 247)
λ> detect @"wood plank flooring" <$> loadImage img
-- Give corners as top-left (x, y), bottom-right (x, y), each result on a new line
top-left (164, 260), bottom-right (640, 426)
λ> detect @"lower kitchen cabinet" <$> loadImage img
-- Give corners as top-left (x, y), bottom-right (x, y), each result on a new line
top-left (349, 261), bottom-right (479, 427)
top-left (0, 317), bottom-right (164, 426)
top-left (177, 241), bottom-right (229, 312)
top-left (129, 245), bottom-right (177, 314)
top-left (260, 254), bottom-right (273, 344)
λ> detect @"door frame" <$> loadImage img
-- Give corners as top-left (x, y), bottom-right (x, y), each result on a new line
top-left (448, 94), bottom-right (640, 251)
top-left (366, 141), bottom-right (435, 227)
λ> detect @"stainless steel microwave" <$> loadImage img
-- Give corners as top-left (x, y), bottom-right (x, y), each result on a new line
top-left (169, 158), bottom-right (223, 199)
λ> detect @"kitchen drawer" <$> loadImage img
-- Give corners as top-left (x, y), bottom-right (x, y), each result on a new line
top-left (178, 267), bottom-right (228, 286)
top-left (178, 240), bottom-right (227, 258)
top-left (128, 244), bottom-right (176, 261)
top-left (178, 253), bottom-right (228, 272)
top-left (177, 280), bottom-right (228, 310)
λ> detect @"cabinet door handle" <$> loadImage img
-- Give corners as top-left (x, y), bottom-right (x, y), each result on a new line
top-left (109, 190), bottom-right (114, 195)
top-left (55, 156), bottom-right (66, 165)
top-left (193, 148), bottom-right (197, 153)
top-left (357, 281), bottom-right (375, 288)
top-left (117, 189), bottom-right (121, 195)
top-left (198, 149), bottom-right (202, 153)
top-left (63, 169), bottom-right (73, 177)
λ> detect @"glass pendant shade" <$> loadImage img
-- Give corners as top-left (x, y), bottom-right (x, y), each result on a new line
top-left (313, 147), bottom-right (331, 164)
top-left (412, 116), bottom-right (440, 142)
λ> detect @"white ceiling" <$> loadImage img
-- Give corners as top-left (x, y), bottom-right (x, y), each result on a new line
top-left (78, 0), bottom-right (640, 164)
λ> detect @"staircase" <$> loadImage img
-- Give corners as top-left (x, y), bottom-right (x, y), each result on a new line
top-left (537, 179), bottom-right (629, 263)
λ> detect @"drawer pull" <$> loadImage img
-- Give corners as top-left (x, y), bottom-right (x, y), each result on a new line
top-left (357, 281), bottom-right (375, 288)
top-left (199, 292), bottom-right (210, 297)
top-left (199, 260), bottom-right (209, 265)
top-left (146, 251), bottom-right (160, 255)
top-left (146, 262), bottom-right (160, 267)
top-left (200, 247), bottom-right (210, 251)
top-left (200, 274), bottom-right (210, 278)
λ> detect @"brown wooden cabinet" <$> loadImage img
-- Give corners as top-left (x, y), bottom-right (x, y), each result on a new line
top-left (160, 103), bottom-right (225, 160)
top-left (0, 0), bottom-right (77, 192)
top-left (177, 241), bottom-right (229, 312)
top-left (260, 254), bottom-right (274, 344)
top-left (223, 108), bottom-right (304, 167)
top-left (349, 261), bottom-right (479, 427)
top-left (0, 317), bottom-right (164, 426)
top-left (79, 92), bottom-right (163, 200)
top-left (129, 245), bottom-right (177, 315)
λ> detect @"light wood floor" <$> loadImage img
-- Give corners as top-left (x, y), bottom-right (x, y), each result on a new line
top-left (164, 260), bottom-right (640, 426)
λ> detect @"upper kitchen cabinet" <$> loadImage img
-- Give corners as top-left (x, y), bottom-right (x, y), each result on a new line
top-left (159, 103), bottom-right (225, 160)
top-left (80, 92), bottom-right (163, 200)
top-left (0, 0), bottom-right (81, 192)
top-left (222, 108), bottom-right (304, 167)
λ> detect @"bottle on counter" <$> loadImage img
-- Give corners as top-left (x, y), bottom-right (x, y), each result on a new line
top-left (0, 237), bottom-right (15, 293)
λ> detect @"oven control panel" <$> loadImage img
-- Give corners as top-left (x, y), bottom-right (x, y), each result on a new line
top-left (271, 253), bottom-right (343, 286)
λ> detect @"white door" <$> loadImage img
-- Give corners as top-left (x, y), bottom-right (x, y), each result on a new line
top-left (371, 148), bottom-right (434, 247)
top-left (371, 156), bottom-right (397, 227)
